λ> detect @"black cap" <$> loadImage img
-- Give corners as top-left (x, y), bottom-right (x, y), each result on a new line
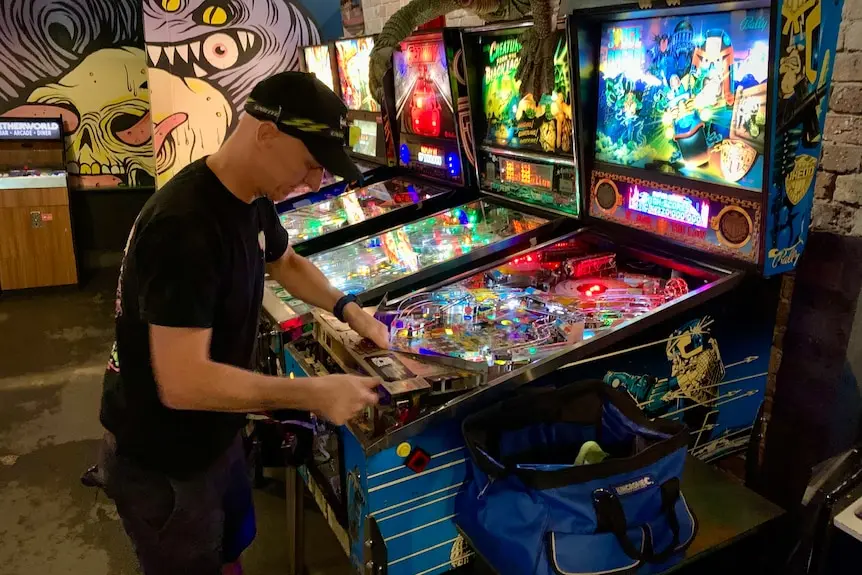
top-left (244, 71), bottom-right (363, 184)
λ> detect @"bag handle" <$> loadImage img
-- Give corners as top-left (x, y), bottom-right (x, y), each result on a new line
top-left (593, 488), bottom-right (648, 562)
top-left (592, 478), bottom-right (682, 563)
top-left (650, 478), bottom-right (682, 563)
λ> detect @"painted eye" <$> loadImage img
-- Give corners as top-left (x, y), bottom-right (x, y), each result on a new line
top-left (202, 5), bottom-right (230, 26)
top-left (161, 0), bottom-right (182, 12)
top-left (203, 33), bottom-right (239, 69)
top-left (193, 1), bottom-right (235, 27)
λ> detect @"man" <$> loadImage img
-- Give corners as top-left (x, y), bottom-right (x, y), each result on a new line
top-left (99, 72), bottom-right (389, 575)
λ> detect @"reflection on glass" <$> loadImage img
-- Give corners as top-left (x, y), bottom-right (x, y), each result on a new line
top-left (308, 200), bottom-right (548, 295)
top-left (281, 178), bottom-right (445, 244)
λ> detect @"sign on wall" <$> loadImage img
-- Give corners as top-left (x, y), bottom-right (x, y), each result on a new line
top-left (0, 119), bottom-right (62, 140)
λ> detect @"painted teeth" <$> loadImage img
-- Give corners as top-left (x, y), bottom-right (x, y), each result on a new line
top-left (176, 43), bottom-right (189, 62)
top-left (146, 31), bottom-right (256, 69)
top-left (147, 45), bottom-right (162, 65)
top-left (67, 163), bottom-right (126, 176)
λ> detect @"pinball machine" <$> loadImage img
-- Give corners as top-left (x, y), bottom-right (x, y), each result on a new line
top-left (261, 28), bottom-right (566, 373)
top-left (285, 0), bottom-right (843, 572)
top-left (288, 37), bottom-right (398, 211)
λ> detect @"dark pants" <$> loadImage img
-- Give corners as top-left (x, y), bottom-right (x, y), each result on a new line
top-left (99, 433), bottom-right (256, 575)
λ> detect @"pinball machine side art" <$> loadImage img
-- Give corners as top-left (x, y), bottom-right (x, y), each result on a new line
top-left (764, 0), bottom-right (844, 275)
top-left (575, 279), bottom-right (781, 463)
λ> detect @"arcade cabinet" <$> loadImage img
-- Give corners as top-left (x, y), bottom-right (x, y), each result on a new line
top-left (0, 117), bottom-right (77, 290)
top-left (285, 0), bottom-right (842, 571)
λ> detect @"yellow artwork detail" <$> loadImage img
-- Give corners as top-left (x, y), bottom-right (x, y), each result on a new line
top-left (202, 5), bottom-right (229, 26)
top-left (785, 154), bottom-right (817, 205)
top-left (161, 0), bottom-right (182, 13)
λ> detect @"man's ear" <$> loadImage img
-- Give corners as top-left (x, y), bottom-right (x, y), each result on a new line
top-left (256, 121), bottom-right (281, 143)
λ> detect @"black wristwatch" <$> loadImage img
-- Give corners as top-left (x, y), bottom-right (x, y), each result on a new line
top-left (333, 294), bottom-right (359, 323)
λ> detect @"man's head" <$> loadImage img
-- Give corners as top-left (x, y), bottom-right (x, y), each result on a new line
top-left (235, 71), bottom-right (363, 203)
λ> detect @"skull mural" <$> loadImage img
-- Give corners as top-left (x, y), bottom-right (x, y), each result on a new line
top-left (142, 0), bottom-right (322, 185)
top-left (0, 0), bottom-right (142, 104)
top-left (0, 0), bottom-right (150, 189)
top-left (12, 48), bottom-right (156, 187)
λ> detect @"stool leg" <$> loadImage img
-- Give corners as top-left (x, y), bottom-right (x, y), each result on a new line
top-left (286, 466), bottom-right (306, 575)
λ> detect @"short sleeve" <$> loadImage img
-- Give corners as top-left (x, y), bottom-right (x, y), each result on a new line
top-left (134, 215), bottom-right (223, 328)
top-left (259, 199), bottom-right (289, 263)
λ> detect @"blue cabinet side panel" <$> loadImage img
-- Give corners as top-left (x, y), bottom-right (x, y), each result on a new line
top-left (765, 0), bottom-right (845, 274)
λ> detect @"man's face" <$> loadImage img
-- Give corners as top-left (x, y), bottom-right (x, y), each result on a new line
top-left (256, 125), bottom-right (324, 203)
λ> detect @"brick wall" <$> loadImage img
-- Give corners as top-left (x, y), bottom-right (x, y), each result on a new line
top-left (361, 0), bottom-right (485, 35)
top-left (813, 0), bottom-right (862, 235)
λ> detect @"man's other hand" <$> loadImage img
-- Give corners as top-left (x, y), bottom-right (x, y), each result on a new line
top-left (311, 375), bottom-right (381, 425)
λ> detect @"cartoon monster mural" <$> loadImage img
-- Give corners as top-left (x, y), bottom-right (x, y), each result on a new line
top-left (0, 0), bottom-right (155, 188)
top-left (142, 0), bottom-right (331, 187)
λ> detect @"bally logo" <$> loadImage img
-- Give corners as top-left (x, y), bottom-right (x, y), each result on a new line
top-left (614, 476), bottom-right (655, 496)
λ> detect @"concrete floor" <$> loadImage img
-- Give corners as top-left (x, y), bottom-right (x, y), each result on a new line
top-left (0, 272), bottom-right (348, 574)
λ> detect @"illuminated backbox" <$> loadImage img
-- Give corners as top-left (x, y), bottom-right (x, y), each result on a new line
top-left (628, 186), bottom-right (710, 229)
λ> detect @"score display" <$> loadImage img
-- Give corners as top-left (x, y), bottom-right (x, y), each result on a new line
top-left (627, 186), bottom-right (710, 229)
top-left (417, 145), bottom-right (444, 167)
top-left (500, 159), bottom-right (553, 190)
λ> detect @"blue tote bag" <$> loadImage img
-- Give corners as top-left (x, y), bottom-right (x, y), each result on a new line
top-left (456, 380), bottom-right (698, 574)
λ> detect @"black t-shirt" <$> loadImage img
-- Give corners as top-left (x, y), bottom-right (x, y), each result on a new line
top-left (100, 158), bottom-right (289, 476)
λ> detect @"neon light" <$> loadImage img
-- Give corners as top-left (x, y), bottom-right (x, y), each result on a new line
top-left (628, 186), bottom-right (710, 229)
top-left (418, 145), bottom-right (444, 167)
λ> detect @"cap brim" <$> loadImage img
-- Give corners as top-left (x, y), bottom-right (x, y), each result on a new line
top-left (305, 139), bottom-right (364, 185)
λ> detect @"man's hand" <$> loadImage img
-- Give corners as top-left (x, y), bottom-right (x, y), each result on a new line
top-left (343, 303), bottom-right (390, 348)
top-left (311, 374), bottom-right (381, 425)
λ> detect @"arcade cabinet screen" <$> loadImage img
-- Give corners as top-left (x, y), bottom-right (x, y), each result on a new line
top-left (482, 30), bottom-right (573, 155)
top-left (335, 37), bottom-right (379, 112)
top-left (393, 36), bottom-right (456, 140)
top-left (303, 45), bottom-right (336, 93)
top-left (351, 118), bottom-right (378, 156)
top-left (595, 9), bottom-right (771, 191)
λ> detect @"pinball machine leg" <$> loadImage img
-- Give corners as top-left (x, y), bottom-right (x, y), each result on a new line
top-left (286, 466), bottom-right (306, 575)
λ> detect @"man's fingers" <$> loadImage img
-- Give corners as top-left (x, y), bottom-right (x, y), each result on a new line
top-left (362, 377), bottom-right (384, 389)
top-left (361, 390), bottom-right (380, 405)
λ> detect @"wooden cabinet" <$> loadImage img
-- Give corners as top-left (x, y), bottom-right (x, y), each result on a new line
top-left (0, 185), bottom-right (78, 289)
top-left (0, 118), bottom-right (78, 290)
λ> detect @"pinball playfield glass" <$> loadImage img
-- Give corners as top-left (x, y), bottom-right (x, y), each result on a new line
top-left (482, 30), bottom-right (573, 155)
top-left (280, 178), bottom-right (446, 245)
top-left (377, 235), bottom-right (707, 372)
top-left (393, 37), bottom-right (456, 140)
top-left (307, 200), bottom-right (548, 296)
top-left (303, 45), bottom-right (336, 93)
top-left (335, 37), bottom-right (379, 112)
top-left (595, 9), bottom-right (771, 191)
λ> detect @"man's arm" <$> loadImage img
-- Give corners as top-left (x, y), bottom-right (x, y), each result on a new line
top-left (267, 247), bottom-right (389, 348)
top-left (267, 246), bottom-right (346, 313)
top-left (150, 324), bottom-right (379, 424)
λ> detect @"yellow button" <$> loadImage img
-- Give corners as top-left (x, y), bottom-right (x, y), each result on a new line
top-left (396, 443), bottom-right (412, 458)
